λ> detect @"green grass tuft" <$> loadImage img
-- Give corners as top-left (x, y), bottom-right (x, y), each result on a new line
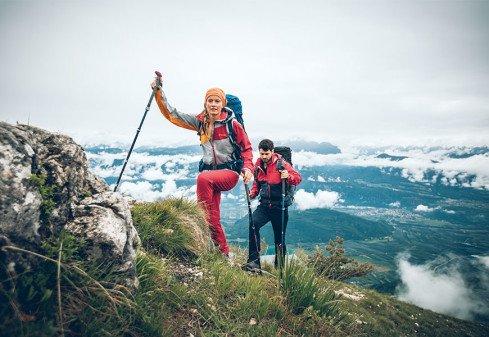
top-left (132, 198), bottom-right (211, 259)
top-left (281, 257), bottom-right (339, 317)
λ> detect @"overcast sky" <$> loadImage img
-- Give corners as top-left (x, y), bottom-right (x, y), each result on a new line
top-left (1, 0), bottom-right (488, 147)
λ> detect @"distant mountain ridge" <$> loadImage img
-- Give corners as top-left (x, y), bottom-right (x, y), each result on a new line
top-left (229, 208), bottom-right (391, 246)
top-left (86, 140), bottom-right (342, 156)
top-left (376, 153), bottom-right (408, 161)
top-left (85, 144), bottom-right (201, 155)
top-left (274, 139), bottom-right (341, 154)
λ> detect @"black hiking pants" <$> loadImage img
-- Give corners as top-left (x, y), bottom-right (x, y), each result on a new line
top-left (248, 203), bottom-right (289, 268)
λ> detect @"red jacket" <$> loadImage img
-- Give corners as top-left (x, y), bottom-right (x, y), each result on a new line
top-left (250, 153), bottom-right (301, 206)
top-left (155, 88), bottom-right (253, 173)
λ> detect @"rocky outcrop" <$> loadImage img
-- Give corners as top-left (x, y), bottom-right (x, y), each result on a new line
top-left (0, 122), bottom-right (140, 288)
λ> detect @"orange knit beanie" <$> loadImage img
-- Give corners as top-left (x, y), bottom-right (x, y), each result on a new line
top-left (204, 87), bottom-right (227, 107)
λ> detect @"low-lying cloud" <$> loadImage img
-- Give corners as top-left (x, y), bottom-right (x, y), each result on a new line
top-left (87, 147), bottom-right (489, 192)
top-left (87, 151), bottom-right (200, 176)
top-left (87, 151), bottom-right (199, 188)
top-left (475, 255), bottom-right (489, 269)
top-left (118, 180), bottom-right (196, 202)
top-left (293, 148), bottom-right (489, 189)
top-left (396, 254), bottom-right (488, 321)
top-left (294, 189), bottom-right (341, 210)
top-left (414, 204), bottom-right (434, 212)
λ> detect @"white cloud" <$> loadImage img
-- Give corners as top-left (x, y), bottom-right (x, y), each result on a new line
top-left (118, 181), bottom-right (164, 202)
top-left (88, 151), bottom-right (199, 184)
top-left (475, 256), bottom-right (489, 269)
top-left (389, 201), bottom-right (401, 208)
top-left (140, 165), bottom-right (191, 181)
top-left (415, 205), bottom-right (433, 212)
top-left (118, 180), bottom-right (196, 202)
top-left (443, 209), bottom-right (456, 214)
top-left (396, 254), bottom-right (488, 320)
top-left (160, 179), bottom-right (178, 196)
top-left (86, 151), bottom-right (124, 166)
top-left (141, 166), bottom-right (166, 181)
top-left (90, 165), bottom-right (121, 178)
top-left (125, 152), bottom-right (201, 167)
top-left (225, 193), bottom-right (238, 200)
top-left (88, 147), bottom-right (489, 192)
top-left (294, 189), bottom-right (341, 211)
top-left (293, 149), bottom-right (489, 189)
top-left (88, 151), bottom-right (200, 169)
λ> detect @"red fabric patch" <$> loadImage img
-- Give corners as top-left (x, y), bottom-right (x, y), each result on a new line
top-left (212, 125), bottom-right (229, 140)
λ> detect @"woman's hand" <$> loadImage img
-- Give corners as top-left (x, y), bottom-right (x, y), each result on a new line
top-left (150, 75), bottom-right (162, 90)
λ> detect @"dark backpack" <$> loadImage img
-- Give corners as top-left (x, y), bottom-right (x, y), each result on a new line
top-left (226, 94), bottom-right (244, 131)
top-left (274, 146), bottom-right (296, 203)
top-left (224, 94), bottom-right (246, 165)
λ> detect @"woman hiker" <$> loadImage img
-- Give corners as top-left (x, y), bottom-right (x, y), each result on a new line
top-left (151, 78), bottom-right (254, 257)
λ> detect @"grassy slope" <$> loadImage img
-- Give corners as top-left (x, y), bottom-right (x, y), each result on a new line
top-left (131, 199), bottom-right (488, 337)
top-left (1, 198), bottom-right (487, 336)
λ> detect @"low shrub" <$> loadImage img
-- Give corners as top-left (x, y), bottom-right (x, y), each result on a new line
top-left (308, 237), bottom-right (374, 281)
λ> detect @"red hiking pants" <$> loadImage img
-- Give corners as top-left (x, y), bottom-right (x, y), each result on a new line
top-left (196, 169), bottom-right (239, 255)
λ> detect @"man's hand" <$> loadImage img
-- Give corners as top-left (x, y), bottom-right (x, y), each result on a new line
top-left (280, 170), bottom-right (289, 180)
top-left (242, 169), bottom-right (253, 184)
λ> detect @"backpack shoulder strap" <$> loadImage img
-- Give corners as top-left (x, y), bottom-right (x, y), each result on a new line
top-left (276, 155), bottom-right (285, 171)
top-left (225, 118), bottom-right (241, 160)
top-left (254, 166), bottom-right (260, 181)
top-left (225, 118), bottom-right (237, 144)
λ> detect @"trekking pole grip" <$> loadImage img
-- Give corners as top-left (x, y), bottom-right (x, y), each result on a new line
top-left (155, 71), bottom-right (162, 87)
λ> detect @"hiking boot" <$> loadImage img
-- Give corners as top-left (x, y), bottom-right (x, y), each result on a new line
top-left (242, 261), bottom-right (261, 273)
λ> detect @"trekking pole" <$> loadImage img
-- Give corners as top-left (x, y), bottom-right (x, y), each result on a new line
top-left (244, 183), bottom-right (260, 265)
top-left (114, 71), bottom-right (162, 192)
top-left (279, 177), bottom-right (286, 279)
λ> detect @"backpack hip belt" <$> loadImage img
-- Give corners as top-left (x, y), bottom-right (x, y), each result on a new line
top-left (199, 159), bottom-right (243, 173)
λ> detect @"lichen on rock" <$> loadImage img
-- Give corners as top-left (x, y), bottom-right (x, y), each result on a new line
top-left (0, 122), bottom-right (140, 288)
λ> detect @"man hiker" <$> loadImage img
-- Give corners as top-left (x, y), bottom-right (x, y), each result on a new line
top-left (243, 139), bottom-right (302, 271)
top-left (151, 78), bottom-right (253, 258)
